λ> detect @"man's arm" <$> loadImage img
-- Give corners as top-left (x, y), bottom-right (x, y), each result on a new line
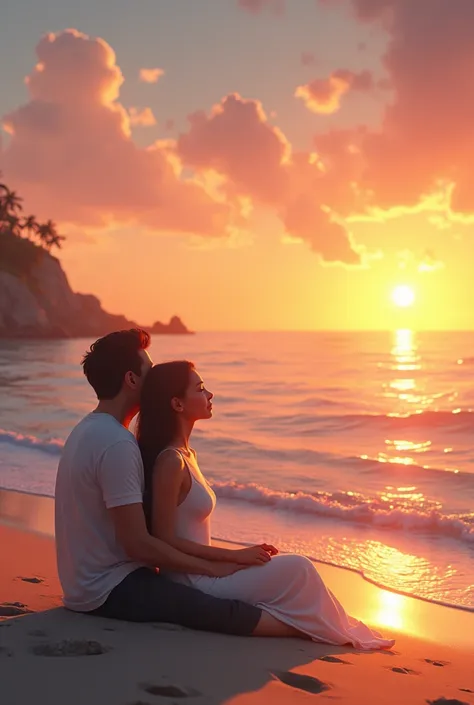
top-left (109, 503), bottom-right (240, 577)
top-left (98, 440), bottom-right (241, 578)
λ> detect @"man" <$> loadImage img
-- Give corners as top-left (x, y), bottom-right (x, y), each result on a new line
top-left (55, 329), bottom-right (297, 637)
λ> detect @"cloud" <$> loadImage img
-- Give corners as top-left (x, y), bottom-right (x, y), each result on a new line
top-left (397, 249), bottom-right (445, 273)
top-left (0, 30), bottom-right (233, 236)
top-left (128, 107), bottom-right (156, 127)
top-left (237, 0), bottom-right (284, 14)
top-left (295, 69), bottom-right (374, 114)
top-left (178, 94), bottom-right (290, 204)
top-left (418, 249), bottom-right (445, 273)
top-left (139, 67), bottom-right (164, 84)
top-left (319, 0), bottom-right (474, 216)
top-left (0, 28), bottom-right (378, 265)
top-left (177, 93), bottom-right (361, 265)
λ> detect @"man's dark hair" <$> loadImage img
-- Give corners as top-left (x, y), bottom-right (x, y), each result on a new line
top-left (82, 328), bottom-right (151, 400)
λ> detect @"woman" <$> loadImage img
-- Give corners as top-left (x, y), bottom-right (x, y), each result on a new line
top-left (136, 361), bottom-right (394, 650)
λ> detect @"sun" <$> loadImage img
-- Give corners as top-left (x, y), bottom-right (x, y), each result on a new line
top-left (391, 285), bottom-right (415, 308)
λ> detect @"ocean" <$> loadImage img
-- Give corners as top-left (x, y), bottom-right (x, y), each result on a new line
top-left (0, 330), bottom-right (473, 611)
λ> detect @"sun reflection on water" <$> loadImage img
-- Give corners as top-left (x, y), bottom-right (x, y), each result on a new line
top-left (358, 541), bottom-right (443, 633)
top-left (390, 328), bottom-right (420, 373)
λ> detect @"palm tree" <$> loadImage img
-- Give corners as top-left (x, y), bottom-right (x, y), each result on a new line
top-left (37, 219), bottom-right (65, 251)
top-left (21, 214), bottom-right (39, 240)
top-left (0, 172), bottom-right (8, 194)
top-left (1, 188), bottom-right (23, 215)
top-left (0, 177), bottom-right (23, 237)
top-left (0, 174), bottom-right (66, 251)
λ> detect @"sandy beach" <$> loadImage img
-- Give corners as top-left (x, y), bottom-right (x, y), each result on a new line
top-left (1, 488), bottom-right (473, 705)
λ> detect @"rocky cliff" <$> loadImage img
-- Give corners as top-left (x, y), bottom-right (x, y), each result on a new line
top-left (0, 241), bottom-right (192, 339)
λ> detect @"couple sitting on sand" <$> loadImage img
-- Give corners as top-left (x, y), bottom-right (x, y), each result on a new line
top-left (55, 329), bottom-right (394, 649)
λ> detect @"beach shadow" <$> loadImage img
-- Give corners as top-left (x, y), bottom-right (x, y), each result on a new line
top-left (0, 607), bottom-right (376, 704)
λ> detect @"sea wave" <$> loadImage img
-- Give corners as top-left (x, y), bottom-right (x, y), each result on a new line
top-left (2, 426), bottom-right (474, 486)
top-left (211, 480), bottom-right (474, 546)
top-left (2, 426), bottom-right (473, 546)
top-left (317, 409), bottom-right (474, 432)
top-left (0, 429), bottom-right (64, 455)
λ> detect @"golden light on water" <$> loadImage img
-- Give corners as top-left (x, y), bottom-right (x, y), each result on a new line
top-left (390, 328), bottom-right (420, 373)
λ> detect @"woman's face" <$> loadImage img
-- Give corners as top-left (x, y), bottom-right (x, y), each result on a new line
top-left (177, 368), bottom-right (213, 421)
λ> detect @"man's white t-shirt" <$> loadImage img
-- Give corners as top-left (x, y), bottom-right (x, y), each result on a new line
top-left (55, 412), bottom-right (145, 612)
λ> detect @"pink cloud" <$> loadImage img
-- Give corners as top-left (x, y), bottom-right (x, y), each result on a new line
top-left (320, 0), bottom-right (474, 214)
top-left (296, 70), bottom-right (374, 114)
top-left (0, 28), bottom-right (364, 265)
top-left (178, 94), bottom-right (290, 204)
top-left (139, 67), bottom-right (164, 84)
top-left (128, 107), bottom-right (156, 127)
top-left (177, 93), bottom-right (361, 264)
top-left (0, 30), bottom-right (232, 236)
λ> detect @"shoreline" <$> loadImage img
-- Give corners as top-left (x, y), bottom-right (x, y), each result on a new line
top-left (1, 486), bottom-right (473, 619)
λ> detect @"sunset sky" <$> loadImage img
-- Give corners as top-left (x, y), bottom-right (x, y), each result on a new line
top-left (1, 0), bottom-right (474, 331)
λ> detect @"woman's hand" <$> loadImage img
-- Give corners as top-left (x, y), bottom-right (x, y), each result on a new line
top-left (260, 543), bottom-right (278, 556)
top-left (234, 544), bottom-right (279, 566)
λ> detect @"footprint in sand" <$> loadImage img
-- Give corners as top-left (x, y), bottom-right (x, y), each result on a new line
top-left (389, 667), bottom-right (420, 675)
top-left (272, 671), bottom-right (331, 695)
top-left (319, 655), bottom-right (352, 665)
top-left (19, 577), bottom-right (44, 584)
top-left (31, 639), bottom-right (111, 657)
top-left (140, 683), bottom-right (201, 698)
top-left (424, 658), bottom-right (451, 667)
top-left (459, 689), bottom-right (474, 694)
top-left (427, 699), bottom-right (470, 705)
top-left (0, 602), bottom-right (33, 617)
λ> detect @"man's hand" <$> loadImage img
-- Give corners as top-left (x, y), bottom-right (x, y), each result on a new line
top-left (234, 544), bottom-right (278, 566)
top-left (210, 562), bottom-right (245, 578)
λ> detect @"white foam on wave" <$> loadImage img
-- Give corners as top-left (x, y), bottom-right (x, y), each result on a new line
top-left (211, 480), bottom-right (474, 545)
top-left (1, 427), bottom-right (473, 547)
top-left (0, 429), bottom-right (63, 455)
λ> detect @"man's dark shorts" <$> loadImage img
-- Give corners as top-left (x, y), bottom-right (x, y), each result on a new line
top-left (89, 568), bottom-right (261, 636)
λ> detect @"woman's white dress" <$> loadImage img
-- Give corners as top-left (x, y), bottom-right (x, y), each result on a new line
top-left (165, 449), bottom-right (395, 650)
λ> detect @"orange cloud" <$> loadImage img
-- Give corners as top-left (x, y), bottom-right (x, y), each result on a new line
top-left (128, 107), bottom-right (156, 127)
top-left (177, 94), bottom-right (361, 264)
top-left (139, 67), bottom-right (164, 84)
top-left (0, 30), bottom-right (232, 236)
top-left (295, 70), bottom-right (374, 115)
top-left (397, 249), bottom-right (445, 274)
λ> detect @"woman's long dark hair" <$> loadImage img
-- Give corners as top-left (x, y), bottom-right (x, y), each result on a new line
top-left (136, 360), bottom-right (194, 529)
